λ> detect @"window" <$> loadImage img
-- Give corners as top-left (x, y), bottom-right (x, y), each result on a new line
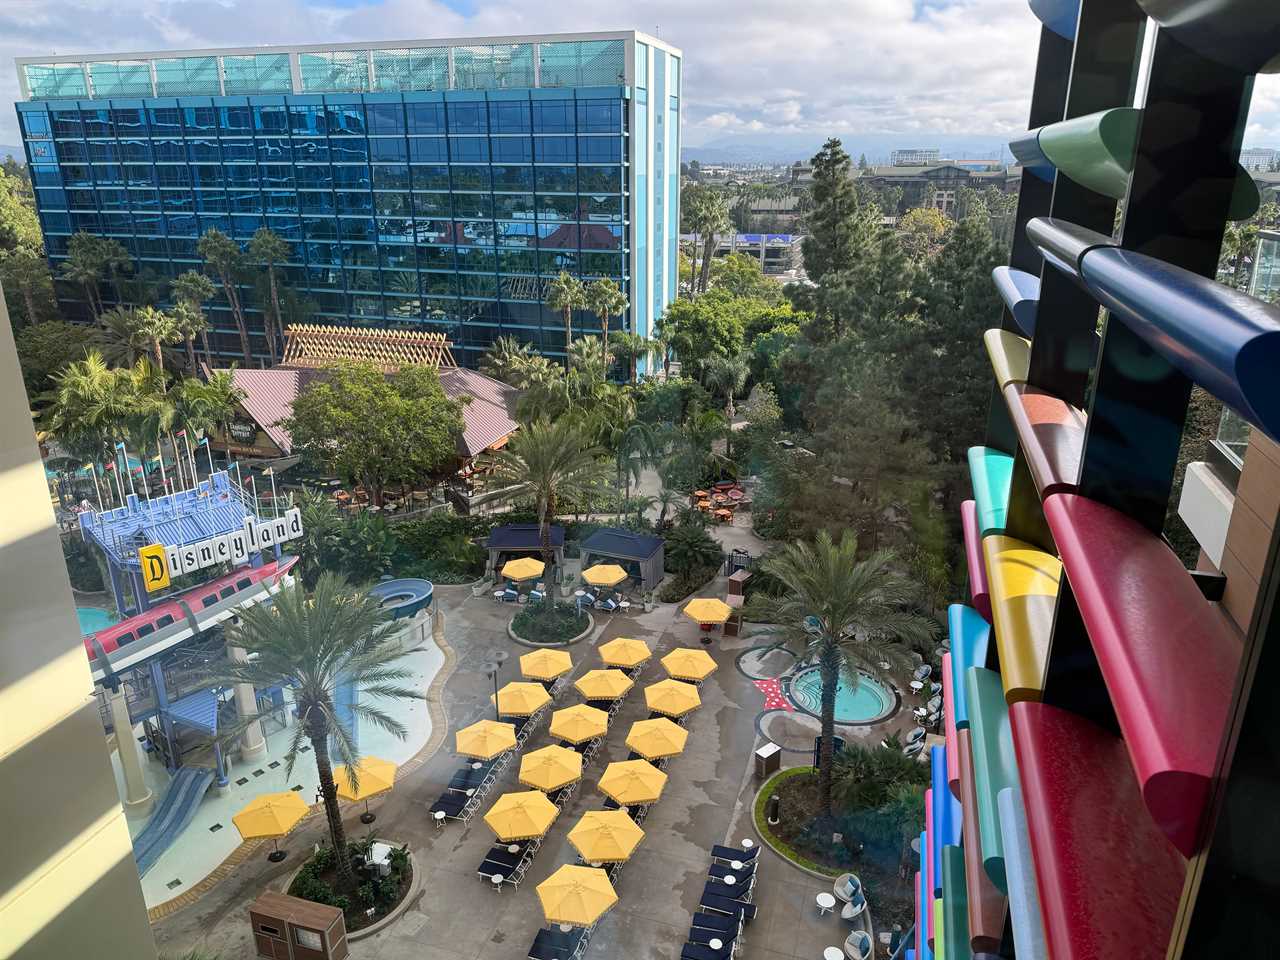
top-left (532, 101), bottom-right (574, 133)
top-left (135, 622), bottom-right (155, 638)
top-left (536, 166), bottom-right (577, 194)
top-left (373, 48), bottom-right (449, 92)
top-left (577, 100), bottom-right (622, 134)
top-left (579, 167), bottom-right (622, 193)
top-left (409, 138), bottom-right (447, 163)
top-left (254, 105), bottom-right (289, 133)
top-left (148, 107), bottom-right (182, 133)
top-left (449, 138), bottom-right (489, 163)
top-left (450, 166), bottom-right (490, 191)
top-left (491, 138), bottom-right (532, 163)
top-left (446, 102), bottom-right (487, 135)
top-left (154, 614), bottom-right (175, 628)
top-left (538, 40), bottom-right (626, 87)
top-left (412, 165), bottom-right (450, 191)
top-left (220, 585), bottom-right (237, 599)
top-left (413, 192), bottom-right (451, 216)
top-left (535, 137), bottom-right (575, 164)
top-left (333, 165), bottom-right (371, 189)
top-left (326, 104), bottom-right (367, 136)
top-left (407, 102), bottom-right (445, 134)
top-left (489, 100), bottom-right (531, 134)
top-left (373, 165), bottom-right (410, 190)
top-left (492, 166), bottom-right (533, 192)
top-left (290, 105), bottom-right (325, 137)
top-left (218, 105), bottom-right (253, 134)
top-left (366, 102), bottom-right (406, 135)
top-left (115, 630), bottom-right (136, 646)
top-left (51, 110), bottom-right (83, 139)
top-left (369, 138), bottom-right (407, 163)
top-left (300, 51), bottom-right (369, 93)
top-left (222, 53), bottom-right (292, 95)
top-left (20, 112), bottom-right (52, 139)
top-left (330, 139), bottom-right (369, 163)
top-left (578, 138), bottom-right (621, 163)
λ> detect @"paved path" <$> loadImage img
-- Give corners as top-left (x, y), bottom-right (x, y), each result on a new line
top-left (153, 581), bottom-right (920, 959)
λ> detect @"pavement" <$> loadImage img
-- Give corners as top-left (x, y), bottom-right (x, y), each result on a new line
top-left (152, 578), bottom-right (922, 960)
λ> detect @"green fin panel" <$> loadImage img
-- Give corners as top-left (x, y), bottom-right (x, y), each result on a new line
top-left (967, 447), bottom-right (1013, 536)
top-left (965, 666), bottom-right (1019, 893)
top-left (943, 845), bottom-right (973, 960)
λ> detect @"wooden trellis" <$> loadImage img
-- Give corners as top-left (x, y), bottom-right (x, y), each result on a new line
top-left (281, 323), bottom-right (457, 372)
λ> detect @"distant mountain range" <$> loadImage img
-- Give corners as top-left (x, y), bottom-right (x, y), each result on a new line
top-left (681, 133), bottom-right (1015, 166)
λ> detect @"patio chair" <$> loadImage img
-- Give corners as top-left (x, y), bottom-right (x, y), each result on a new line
top-left (709, 861), bottom-right (755, 883)
top-left (602, 796), bottom-right (621, 810)
top-left (699, 891), bottom-right (757, 922)
top-left (833, 873), bottom-right (862, 902)
top-left (529, 582), bottom-right (547, 603)
top-left (841, 892), bottom-right (867, 921)
top-left (913, 663), bottom-right (933, 682)
top-left (681, 942), bottom-right (733, 960)
top-left (529, 927), bottom-right (585, 960)
top-left (843, 929), bottom-right (873, 960)
top-left (690, 912), bottom-right (740, 936)
top-left (711, 844), bottom-right (759, 865)
top-left (430, 792), bottom-right (468, 821)
top-left (594, 595), bottom-right (620, 613)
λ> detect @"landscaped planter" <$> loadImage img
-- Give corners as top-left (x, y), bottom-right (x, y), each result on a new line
top-left (508, 607), bottom-right (595, 647)
top-left (281, 839), bottom-right (418, 937)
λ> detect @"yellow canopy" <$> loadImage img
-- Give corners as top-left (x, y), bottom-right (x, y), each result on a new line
top-left (549, 703), bottom-right (609, 743)
top-left (493, 680), bottom-right (552, 716)
top-left (537, 864), bottom-right (618, 927)
top-left (683, 597), bottom-right (733, 624)
top-left (598, 759), bottom-right (669, 806)
top-left (483, 790), bottom-right (560, 841)
top-left (582, 563), bottom-right (628, 587)
top-left (625, 717), bottom-right (689, 760)
top-left (598, 637), bottom-right (652, 668)
top-left (518, 744), bottom-right (583, 792)
top-left (661, 647), bottom-right (719, 681)
top-left (567, 810), bottom-right (645, 863)
top-left (334, 756), bottom-right (397, 803)
top-left (573, 668), bottom-right (635, 701)
top-left (456, 719), bottom-right (518, 760)
top-left (232, 791), bottom-right (309, 841)
top-left (644, 678), bottom-right (703, 717)
top-left (502, 557), bottom-right (546, 582)
top-left (520, 648), bottom-right (573, 681)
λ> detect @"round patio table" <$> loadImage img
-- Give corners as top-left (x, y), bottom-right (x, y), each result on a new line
top-left (824, 948), bottom-right (843, 960)
top-left (731, 860), bottom-right (744, 871)
top-left (741, 838), bottom-right (754, 849)
top-left (694, 490), bottom-right (708, 498)
top-left (816, 892), bottom-right (836, 916)
top-left (723, 874), bottom-right (737, 887)
top-left (508, 844), bottom-right (521, 854)
top-left (709, 939), bottom-right (723, 951)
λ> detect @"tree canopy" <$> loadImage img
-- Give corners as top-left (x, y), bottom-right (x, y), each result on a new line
top-left (283, 362), bottom-right (465, 505)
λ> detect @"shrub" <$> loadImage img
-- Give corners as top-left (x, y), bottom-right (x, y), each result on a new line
top-left (63, 535), bottom-right (106, 592)
top-left (664, 522), bottom-right (724, 576)
top-left (511, 600), bottom-right (589, 644)
top-left (657, 565), bottom-right (722, 603)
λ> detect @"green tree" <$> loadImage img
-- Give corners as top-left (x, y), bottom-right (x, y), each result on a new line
top-left (748, 531), bottom-right (935, 817)
top-left (200, 369), bottom-right (248, 461)
top-left (61, 233), bottom-right (130, 318)
top-left (802, 138), bottom-right (865, 283)
top-left (172, 270), bottom-right (218, 366)
top-left (703, 353), bottom-right (750, 420)
top-left (608, 330), bottom-right (650, 383)
top-left (682, 184), bottom-right (731, 294)
top-left (197, 229), bottom-right (253, 364)
top-left (0, 247), bottom-right (56, 326)
top-left (44, 351), bottom-right (134, 470)
top-left (897, 207), bottom-right (951, 262)
top-left (816, 223), bottom-right (913, 343)
top-left (488, 419), bottom-right (610, 593)
top-left (708, 252), bottom-right (783, 303)
top-left (583, 277), bottom-right (629, 370)
top-left (545, 272), bottom-right (586, 371)
top-left (15, 319), bottom-right (92, 399)
top-left (131, 305), bottom-right (183, 371)
top-left (93, 306), bottom-right (153, 367)
top-left (283, 362), bottom-right (465, 506)
top-left (664, 521), bottom-right (724, 576)
top-left (479, 334), bottom-right (538, 385)
top-left (0, 167), bottom-right (42, 254)
top-left (658, 292), bottom-right (746, 376)
top-left (212, 573), bottom-right (423, 891)
top-left (248, 227), bottom-right (290, 363)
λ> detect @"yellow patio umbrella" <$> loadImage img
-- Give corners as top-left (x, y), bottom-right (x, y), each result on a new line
top-left (573, 668), bottom-right (635, 701)
top-left (549, 703), bottom-right (610, 744)
top-left (520, 648), bottom-right (573, 681)
top-left (683, 597), bottom-right (733, 625)
top-left (232, 791), bottom-right (310, 862)
top-left (456, 719), bottom-right (518, 760)
top-left (502, 557), bottom-right (545, 582)
top-left (661, 647), bottom-right (719, 682)
top-left (537, 864), bottom-right (618, 927)
top-left (334, 756), bottom-right (397, 825)
top-left (484, 790), bottom-right (560, 841)
top-left (519, 744), bottom-right (584, 792)
top-left (625, 717), bottom-right (689, 760)
top-left (598, 759), bottom-right (669, 806)
top-left (598, 637), bottom-right (652, 669)
top-left (644, 678), bottom-right (702, 717)
top-left (493, 680), bottom-right (552, 716)
top-left (567, 810), bottom-right (645, 863)
top-left (582, 563), bottom-right (628, 588)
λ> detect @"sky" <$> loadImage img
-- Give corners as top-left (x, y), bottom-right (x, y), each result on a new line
top-left (1, 0), bottom-right (1278, 157)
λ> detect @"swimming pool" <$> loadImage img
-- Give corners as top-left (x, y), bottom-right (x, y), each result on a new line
top-left (77, 606), bottom-right (118, 634)
top-left (788, 666), bottom-right (895, 724)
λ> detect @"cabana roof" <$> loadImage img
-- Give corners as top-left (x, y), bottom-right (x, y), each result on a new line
top-left (579, 528), bottom-right (664, 561)
top-left (487, 523), bottom-right (565, 551)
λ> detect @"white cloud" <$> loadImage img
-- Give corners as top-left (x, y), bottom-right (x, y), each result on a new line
top-left (1, 0), bottom-right (1278, 153)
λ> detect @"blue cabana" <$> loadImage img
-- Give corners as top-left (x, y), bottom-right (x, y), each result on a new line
top-left (579, 527), bottom-right (665, 594)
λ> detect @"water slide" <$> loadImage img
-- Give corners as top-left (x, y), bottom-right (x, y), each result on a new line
top-left (131, 765), bottom-right (216, 876)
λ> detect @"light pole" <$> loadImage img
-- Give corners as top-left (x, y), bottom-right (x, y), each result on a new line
top-left (483, 649), bottom-right (508, 721)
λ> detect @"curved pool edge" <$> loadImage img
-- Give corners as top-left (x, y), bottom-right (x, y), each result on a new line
top-left (783, 666), bottom-right (901, 727)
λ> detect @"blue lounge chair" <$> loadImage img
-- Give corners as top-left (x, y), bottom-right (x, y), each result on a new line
top-left (710, 844), bottom-right (759, 865)
top-left (682, 943), bottom-right (733, 960)
top-left (691, 911), bottom-right (739, 934)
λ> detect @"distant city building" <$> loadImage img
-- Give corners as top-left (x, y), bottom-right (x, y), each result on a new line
top-left (890, 147), bottom-right (942, 166)
top-left (15, 32), bottom-right (681, 368)
top-left (1240, 147), bottom-right (1278, 171)
top-left (680, 232), bottom-right (802, 275)
top-left (857, 163), bottom-right (1020, 215)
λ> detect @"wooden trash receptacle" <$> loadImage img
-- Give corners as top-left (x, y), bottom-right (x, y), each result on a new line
top-left (250, 890), bottom-right (348, 960)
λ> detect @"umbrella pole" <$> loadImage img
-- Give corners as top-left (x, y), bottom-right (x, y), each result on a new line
top-left (361, 798), bottom-right (376, 825)
top-left (268, 837), bottom-right (287, 863)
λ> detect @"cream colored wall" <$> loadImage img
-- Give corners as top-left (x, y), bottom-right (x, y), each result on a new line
top-left (0, 296), bottom-right (157, 959)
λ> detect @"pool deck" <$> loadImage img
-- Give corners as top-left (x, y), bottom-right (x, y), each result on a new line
top-left (151, 578), bottom-right (926, 959)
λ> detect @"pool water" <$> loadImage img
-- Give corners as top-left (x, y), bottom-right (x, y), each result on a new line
top-left (788, 666), bottom-right (894, 724)
top-left (77, 606), bottom-right (118, 634)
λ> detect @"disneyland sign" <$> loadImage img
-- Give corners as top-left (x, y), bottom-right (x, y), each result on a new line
top-left (146, 507), bottom-right (304, 585)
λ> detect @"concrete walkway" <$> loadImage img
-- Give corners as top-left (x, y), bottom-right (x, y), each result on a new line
top-left (152, 582), bottom-right (921, 959)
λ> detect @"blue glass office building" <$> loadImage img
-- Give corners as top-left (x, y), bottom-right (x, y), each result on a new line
top-left (14, 33), bottom-right (681, 367)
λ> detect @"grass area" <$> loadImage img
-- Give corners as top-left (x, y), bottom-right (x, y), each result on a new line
top-left (752, 766), bottom-right (842, 877)
top-left (511, 599), bottom-right (590, 644)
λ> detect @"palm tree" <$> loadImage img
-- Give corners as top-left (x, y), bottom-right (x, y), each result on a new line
top-left (45, 350), bottom-right (133, 473)
top-left (479, 334), bottom-right (537, 385)
top-left (0, 247), bottom-right (54, 325)
top-left (248, 227), bottom-right (290, 364)
top-left (748, 531), bottom-right (936, 817)
top-left (93, 306), bottom-right (153, 367)
top-left (609, 330), bottom-right (650, 383)
top-left (211, 573), bottom-right (424, 891)
top-left (172, 270), bottom-right (218, 366)
top-left (703, 354), bottom-right (750, 421)
top-left (583, 278), bottom-right (629, 373)
top-left (489, 419), bottom-right (610, 598)
top-left (202, 368), bottom-right (247, 459)
top-left (132, 305), bottom-right (183, 371)
top-left (171, 301), bottom-right (207, 371)
top-left (198, 229), bottom-right (253, 365)
top-left (566, 335), bottom-right (609, 382)
top-left (545, 272), bottom-right (586, 371)
top-left (683, 186), bottom-right (731, 296)
top-left (654, 488), bottom-right (681, 530)
top-left (61, 233), bottom-right (108, 318)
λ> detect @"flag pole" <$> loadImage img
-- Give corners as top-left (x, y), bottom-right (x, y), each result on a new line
top-left (179, 429), bottom-right (196, 487)
top-left (202, 435), bottom-right (215, 476)
top-left (135, 466), bottom-right (151, 504)
top-left (265, 467), bottom-right (279, 517)
top-left (106, 461), bottom-right (124, 504)
top-left (87, 463), bottom-right (104, 512)
top-left (116, 441), bottom-right (138, 499)
top-left (248, 475), bottom-right (260, 518)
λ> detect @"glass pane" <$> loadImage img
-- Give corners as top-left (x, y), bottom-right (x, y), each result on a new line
top-left (300, 51), bottom-right (370, 93)
top-left (88, 61), bottom-right (153, 97)
top-left (538, 40), bottom-right (626, 88)
top-left (222, 54), bottom-right (292, 95)
top-left (155, 57), bottom-right (219, 96)
top-left (1217, 408), bottom-right (1251, 467)
top-left (25, 63), bottom-right (89, 99)
top-left (372, 48), bottom-right (448, 92)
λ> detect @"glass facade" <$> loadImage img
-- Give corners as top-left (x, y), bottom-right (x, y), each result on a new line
top-left (16, 36), bottom-right (678, 367)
